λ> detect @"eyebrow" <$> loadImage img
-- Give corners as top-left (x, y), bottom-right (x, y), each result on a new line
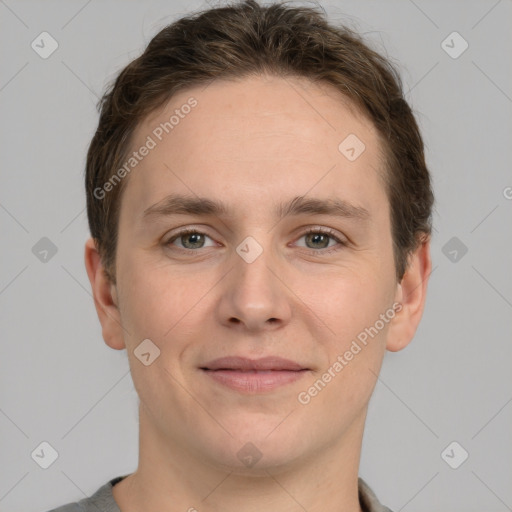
top-left (142, 194), bottom-right (370, 223)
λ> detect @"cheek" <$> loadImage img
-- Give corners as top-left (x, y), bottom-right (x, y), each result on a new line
top-left (117, 255), bottom-right (220, 358)
top-left (296, 267), bottom-right (395, 414)
top-left (296, 276), bottom-right (391, 418)
top-left (118, 263), bottom-right (200, 415)
top-left (300, 265), bottom-right (391, 341)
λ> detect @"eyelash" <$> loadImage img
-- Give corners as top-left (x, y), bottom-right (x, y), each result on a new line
top-left (164, 227), bottom-right (347, 255)
top-left (298, 227), bottom-right (347, 254)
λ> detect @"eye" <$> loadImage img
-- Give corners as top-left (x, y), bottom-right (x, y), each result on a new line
top-left (164, 227), bottom-right (347, 254)
top-left (165, 229), bottom-right (217, 250)
top-left (295, 228), bottom-right (347, 253)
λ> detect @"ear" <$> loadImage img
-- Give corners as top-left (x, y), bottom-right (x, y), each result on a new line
top-left (386, 237), bottom-right (432, 352)
top-left (84, 237), bottom-right (126, 350)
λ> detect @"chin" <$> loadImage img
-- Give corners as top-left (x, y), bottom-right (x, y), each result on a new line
top-left (196, 417), bottom-right (310, 475)
top-left (210, 446), bottom-right (304, 477)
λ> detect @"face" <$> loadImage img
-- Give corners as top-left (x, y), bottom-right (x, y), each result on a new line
top-left (87, 75), bottom-right (428, 475)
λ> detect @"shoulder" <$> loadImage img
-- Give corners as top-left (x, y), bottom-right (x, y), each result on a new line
top-left (358, 477), bottom-right (394, 512)
top-left (42, 476), bottom-right (125, 512)
top-left (44, 504), bottom-right (81, 512)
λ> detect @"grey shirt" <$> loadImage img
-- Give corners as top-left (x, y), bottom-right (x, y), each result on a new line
top-left (46, 475), bottom-right (393, 512)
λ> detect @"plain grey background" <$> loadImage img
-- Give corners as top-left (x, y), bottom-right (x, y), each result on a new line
top-left (1, 1), bottom-right (511, 511)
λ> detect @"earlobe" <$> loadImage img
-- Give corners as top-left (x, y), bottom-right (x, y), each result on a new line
top-left (386, 238), bottom-right (432, 353)
top-left (84, 237), bottom-right (126, 350)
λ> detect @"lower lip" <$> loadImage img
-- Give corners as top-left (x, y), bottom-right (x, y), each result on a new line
top-left (202, 369), bottom-right (308, 393)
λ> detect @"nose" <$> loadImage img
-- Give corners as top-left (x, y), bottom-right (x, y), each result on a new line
top-left (215, 240), bottom-right (292, 332)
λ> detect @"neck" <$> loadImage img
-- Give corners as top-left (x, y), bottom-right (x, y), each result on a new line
top-left (113, 405), bottom-right (366, 512)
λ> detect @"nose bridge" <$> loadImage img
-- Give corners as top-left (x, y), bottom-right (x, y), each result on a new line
top-left (237, 239), bottom-right (274, 285)
top-left (234, 233), bottom-right (279, 302)
top-left (217, 232), bottom-right (291, 330)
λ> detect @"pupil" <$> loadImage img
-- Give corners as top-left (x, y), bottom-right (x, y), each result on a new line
top-left (307, 233), bottom-right (328, 249)
top-left (183, 233), bottom-right (204, 248)
top-left (179, 233), bottom-right (330, 250)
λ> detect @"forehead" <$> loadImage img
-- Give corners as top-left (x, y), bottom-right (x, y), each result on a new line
top-left (121, 74), bottom-right (386, 222)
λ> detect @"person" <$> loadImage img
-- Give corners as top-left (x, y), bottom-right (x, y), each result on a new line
top-left (48, 0), bottom-right (434, 510)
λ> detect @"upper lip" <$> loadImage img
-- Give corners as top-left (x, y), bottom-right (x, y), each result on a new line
top-left (201, 356), bottom-right (308, 371)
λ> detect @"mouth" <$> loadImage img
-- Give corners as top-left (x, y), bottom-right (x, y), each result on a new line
top-left (200, 356), bottom-right (310, 393)
top-left (200, 356), bottom-right (308, 372)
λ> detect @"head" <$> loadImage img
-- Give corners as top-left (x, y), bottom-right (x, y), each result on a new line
top-left (85, 0), bottom-right (433, 474)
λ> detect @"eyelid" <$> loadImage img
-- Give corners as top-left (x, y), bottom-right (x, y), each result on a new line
top-left (293, 226), bottom-right (348, 253)
top-left (164, 226), bottom-right (217, 248)
top-left (164, 225), bottom-right (348, 252)
top-left (299, 226), bottom-right (346, 242)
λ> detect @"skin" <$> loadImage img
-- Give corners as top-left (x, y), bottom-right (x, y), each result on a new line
top-left (85, 74), bottom-right (431, 512)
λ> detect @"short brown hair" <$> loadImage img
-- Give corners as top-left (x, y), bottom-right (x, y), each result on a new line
top-left (85, 0), bottom-right (434, 284)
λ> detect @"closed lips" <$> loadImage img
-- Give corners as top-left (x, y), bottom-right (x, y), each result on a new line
top-left (200, 356), bottom-right (308, 372)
